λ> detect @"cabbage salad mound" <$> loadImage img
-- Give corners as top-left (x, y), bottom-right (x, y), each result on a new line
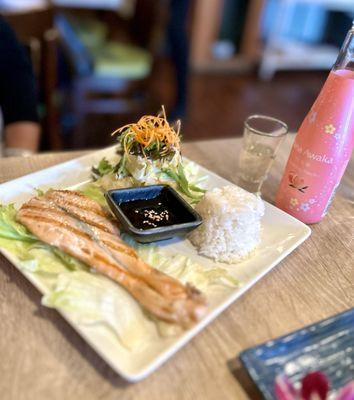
top-left (91, 106), bottom-right (207, 205)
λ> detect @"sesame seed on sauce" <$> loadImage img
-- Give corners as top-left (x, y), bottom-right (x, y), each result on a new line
top-left (120, 198), bottom-right (177, 230)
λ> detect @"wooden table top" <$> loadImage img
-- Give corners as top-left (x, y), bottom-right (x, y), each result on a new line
top-left (0, 136), bottom-right (353, 400)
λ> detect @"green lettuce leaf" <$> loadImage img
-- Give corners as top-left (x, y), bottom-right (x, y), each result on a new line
top-left (93, 158), bottom-right (115, 177)
top-left (124, 235), bottom-right (239, 290)
top-left (80, 183), bottom-right (107, 207)
top-left (116, 153), bottom-right (128, 178)
top-left (0, 237), bottom-right (34, 261)
top-left (51, 247), bottom-right (88, 271)
top-left (19, 247), bottom-right (71, 274)
top-left (0, 204), bottom-right (37, 242)
top-left (162, 164), bottom-right (206, 202)
top-left (0, 203), bottom-right (87, 274)
top-left (24, 242), bottom-right (88, 272)
top-left (42, 271), bottom-right (157, 350)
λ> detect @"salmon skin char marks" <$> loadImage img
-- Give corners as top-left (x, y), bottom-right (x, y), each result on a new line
top-left (17, 190), bottom-right (207, 327)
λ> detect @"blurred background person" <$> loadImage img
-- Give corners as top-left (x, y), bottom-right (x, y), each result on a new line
top-left (0, 15), bottom-right (40, 156)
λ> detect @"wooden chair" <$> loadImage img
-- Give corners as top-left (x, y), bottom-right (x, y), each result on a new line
top-left (55, 11), bottom-right (155, 148)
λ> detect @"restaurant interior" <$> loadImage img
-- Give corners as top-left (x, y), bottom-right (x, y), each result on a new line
top-left (0, 1), bottom-right (353, 399)
top-left (1, 0), bottom-right (353, 154)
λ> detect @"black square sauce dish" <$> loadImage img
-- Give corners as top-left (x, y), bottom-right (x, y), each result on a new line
top-left (105, 185), bottom-right (203, 243)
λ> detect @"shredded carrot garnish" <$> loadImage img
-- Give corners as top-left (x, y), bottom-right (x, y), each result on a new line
top-left (112, 107), bottom-right (181, 158)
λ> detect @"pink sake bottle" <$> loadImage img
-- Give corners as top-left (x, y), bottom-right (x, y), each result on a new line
top-left (276, 24), bottom-right (354, 224)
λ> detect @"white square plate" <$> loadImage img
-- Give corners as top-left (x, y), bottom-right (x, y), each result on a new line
top-left (0, 147), bottom-right (311, 381)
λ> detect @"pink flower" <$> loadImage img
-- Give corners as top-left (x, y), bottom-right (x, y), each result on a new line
top-left (301, 372), bottom-right (329, 400)
top-left (337, 382), bottom-right (354, 400)
top-left (274, 371), bottom-right (354, 400)
top-left (324, 124), bottom-right (336, 135)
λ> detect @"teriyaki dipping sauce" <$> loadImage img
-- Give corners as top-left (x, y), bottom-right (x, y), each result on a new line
top-left (119, 189), bottom-right (192, 230)
top-left (121, 198), bottom-right (175, 229)
top-left (105, 185), bottom-right (203, 243)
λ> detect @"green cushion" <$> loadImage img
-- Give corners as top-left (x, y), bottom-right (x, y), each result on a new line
top-left (69, 16), bottom-right (107, 52)
top-left (66, 15), bottom-right (152, 79)
top-left (92, 42), bottom-right (152, 79)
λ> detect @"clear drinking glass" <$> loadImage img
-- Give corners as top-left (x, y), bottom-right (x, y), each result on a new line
top-left (237, 115), bottom-right (288, 193)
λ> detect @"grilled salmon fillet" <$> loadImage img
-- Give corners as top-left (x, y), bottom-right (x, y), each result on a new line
top-left (17, 190), bottom-right (207, 327)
